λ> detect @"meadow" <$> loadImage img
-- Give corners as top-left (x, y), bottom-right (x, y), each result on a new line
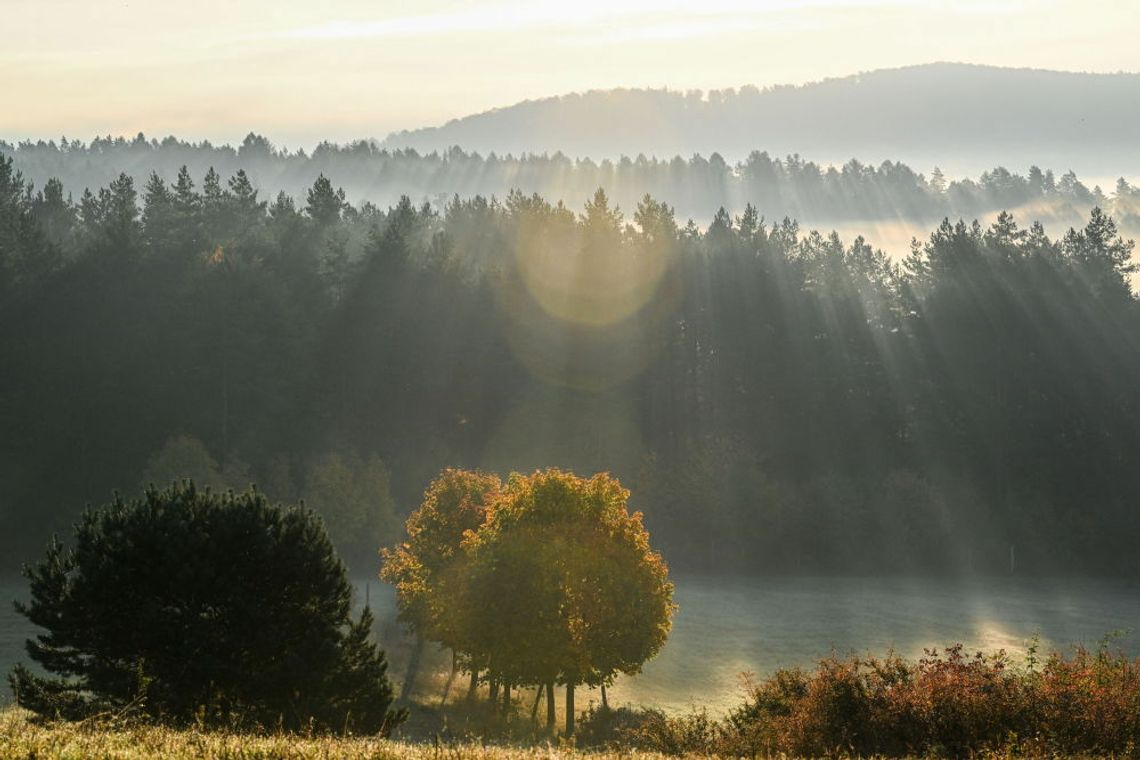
top-left (7, 574), bottom-right (1140, 717)
top-left (7, 634), bottom-right (1140, 760)
top-left (0, 708), bottom-right (618, 760)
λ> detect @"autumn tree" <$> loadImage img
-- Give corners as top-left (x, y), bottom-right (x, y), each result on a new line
top-left (464, 469), bottom-right (675, 734)
top-left (380, 468), bottom-right (502, 698)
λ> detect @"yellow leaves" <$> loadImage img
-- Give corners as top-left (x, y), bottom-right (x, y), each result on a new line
top-left (381, 466), bottom-right (675, 688)
top-left (469, 467), bottom-right (674, 686)
top-left (380, 469), bottom-right (502, 646)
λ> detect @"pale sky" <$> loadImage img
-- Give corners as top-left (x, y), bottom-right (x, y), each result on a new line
top-left (3, 0), bottom-right (1139, 148)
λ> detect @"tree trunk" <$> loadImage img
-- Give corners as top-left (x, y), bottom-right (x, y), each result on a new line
top-left (601, 683), bottom-right (608, 710)
top-left (466, 669), bottom-right (479, 702)
top-left (530, 683), bottom-right (544, 723)
top-left (489, 678), bottom-right (499, 704)
top-left (546, 681), bottom-right (556, 729)
top-left (440, 649), bottom-right (458, 705)
top-left (400, 635), bottom-right (425, 701)
top-left (502, 682), bottom-right (511, 712)
top-left (565, 683), bottom-right (575, 735)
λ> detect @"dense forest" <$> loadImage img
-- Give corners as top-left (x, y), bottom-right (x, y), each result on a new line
top-left (6, 134), bottom-right (1140, 235)
top-left (2, 154), bottom-right (1139, 576)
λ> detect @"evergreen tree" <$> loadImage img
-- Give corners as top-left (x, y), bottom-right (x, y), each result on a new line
top-left (10, 482), bottom-right (407, 734)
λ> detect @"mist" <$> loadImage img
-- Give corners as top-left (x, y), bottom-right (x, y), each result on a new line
top-left (6, 131), bottom-right (1140, 262)
top-left (5, 42), bottom-right (1140, 754)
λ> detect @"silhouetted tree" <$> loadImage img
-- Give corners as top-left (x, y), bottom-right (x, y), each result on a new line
top-left (10, 481), bottom-right (407, 734)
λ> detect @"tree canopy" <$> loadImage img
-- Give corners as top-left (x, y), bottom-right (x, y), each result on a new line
top-left (2, 156), bottom-right (1140, 577)
top-left (10, 481), bottom-right (407, 734)
top-left (384, 468), bottom-right (674, 734)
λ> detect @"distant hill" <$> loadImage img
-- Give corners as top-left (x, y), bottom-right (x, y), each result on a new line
top-left (382, 63), bottom-right (1140, 179)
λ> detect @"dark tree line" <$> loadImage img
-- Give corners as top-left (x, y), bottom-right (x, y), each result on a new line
top-left (2, 154), bottom-right (1139, 576)
top-left (5, 135), bottom-right (1138, 233)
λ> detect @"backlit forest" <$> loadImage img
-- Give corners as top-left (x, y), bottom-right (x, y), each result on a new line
top-left (2, 154), bottom-right (1138, 576)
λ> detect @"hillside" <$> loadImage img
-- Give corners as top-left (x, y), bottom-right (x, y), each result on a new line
top-left (382, 63), bottom-right (1140, 179)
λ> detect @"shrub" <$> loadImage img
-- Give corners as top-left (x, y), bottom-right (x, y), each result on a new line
top-left (713, 644), bottom-right (1140, 757)
top-left (1034, 644), bottom-right (1140, 753)
top-left (10, 481), bottom-right (407, 734)
top-left (577, 704), bottom-right (724, 754)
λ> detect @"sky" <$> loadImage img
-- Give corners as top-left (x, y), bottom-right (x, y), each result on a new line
top-left (3, 0), bottom-right (1140, 149)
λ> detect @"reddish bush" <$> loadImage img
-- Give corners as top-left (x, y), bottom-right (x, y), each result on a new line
top-left (1034, 645), bottom-right (1140, 753)
top-left (635, 644), bottom-right (1140, 757)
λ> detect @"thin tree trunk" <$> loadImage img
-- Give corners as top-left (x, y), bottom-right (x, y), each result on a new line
top-left (400, 635), bottom-right (425, 701)
top-left (466, 669), bottom-right (479, 702)
top-left (565, 683), bottom-right (575, 735)
top-left (546, 681), bottom-right (556, 729)
top-left (530, 683), bottom-right (544, 724)
top-left (489, 678), bottom-right (499, 704)
top-left (601, 683), bottom-right (608, 710)
top-left (502, 682), bottom-right (511, 713)
top-left (440, 649), bottom-right (458, 705)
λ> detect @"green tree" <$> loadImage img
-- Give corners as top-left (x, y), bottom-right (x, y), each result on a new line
top-left (30, 177), bottom-right (77, 256)
top-left (78, 172), bottom-right (142, 261)
top-left (302, 450), bottom-right (399, 570)
top-left (138, 434), bottom-right (248, 493)
top-left (1062, 206), bottom-right (1135, 301)
top-left (10, 481), bottom-right (406, 734)
top-left (227, 169), bottom-right (266, 231)
top-left (306, 174), bottom-right (347, 227)
top-left (0, 156), bottom-right (59, 291)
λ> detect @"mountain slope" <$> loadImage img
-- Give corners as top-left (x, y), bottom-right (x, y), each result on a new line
top-left (382, 63), bottom-right (1140, 177)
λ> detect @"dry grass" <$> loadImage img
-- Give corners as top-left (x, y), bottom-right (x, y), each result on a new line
top-left (0, 708), bottom-right (679, 760)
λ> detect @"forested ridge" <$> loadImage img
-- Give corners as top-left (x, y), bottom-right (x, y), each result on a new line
top-left (6, 134), bottom-right (1140, 235)
top-left (380, 64), bottom-right (1140, 173)
top-left (2, 154), bottom-right (1139, 576)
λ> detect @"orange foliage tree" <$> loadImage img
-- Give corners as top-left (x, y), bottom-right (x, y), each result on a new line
top-left (383, 467), bottom-right (674, 735)
top-left (463, 468), bottom-right (675, 734)
top-left (380, 468), bottom-right (502, 697)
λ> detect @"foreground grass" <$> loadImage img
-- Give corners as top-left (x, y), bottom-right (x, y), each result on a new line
top-left (7, 643), bottom-right (1140, 759)
top-left (0, 708), bottom-right (671, 760)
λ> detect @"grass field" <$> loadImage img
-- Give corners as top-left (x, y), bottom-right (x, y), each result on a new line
top-left (6, 642), bottom-right (1140, 759)
top-left (0, 708), bottom-right (656, 760)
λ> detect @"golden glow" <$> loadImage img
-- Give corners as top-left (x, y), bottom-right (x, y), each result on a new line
top-left (492, 201), bottom-right (681, 391)
top-left (513, 231), bottom-right (668, 329)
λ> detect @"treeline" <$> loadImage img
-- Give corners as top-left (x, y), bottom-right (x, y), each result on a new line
top-left (5, 134), bottom-right (1140, 230)
top-left (2, 154), bottom-right (1139, 575)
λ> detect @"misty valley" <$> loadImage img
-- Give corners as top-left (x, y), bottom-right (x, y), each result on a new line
top-left (5, 574), bottom-right (1140, 718)
top-left (4, 149), bottom-right (1140, 755)
top-left (5, 20), bottom-right (1140, 753)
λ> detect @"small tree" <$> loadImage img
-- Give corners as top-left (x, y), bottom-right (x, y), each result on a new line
top-left (138, 434), bottom-right (248, 493)
top-left (10, 481), bottom-right (406, 734)
top-left (465, 469), bottom-right (675, 734)
top-left (302, 450), bottom-right (399, 571)
top-left (380, 468), bottom-right (501, 697)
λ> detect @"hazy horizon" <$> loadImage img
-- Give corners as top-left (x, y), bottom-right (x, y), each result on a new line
top-left (5, 0), bottom-right (1140, 147)
top-left (3, 62), bottom-right (1140, 156)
